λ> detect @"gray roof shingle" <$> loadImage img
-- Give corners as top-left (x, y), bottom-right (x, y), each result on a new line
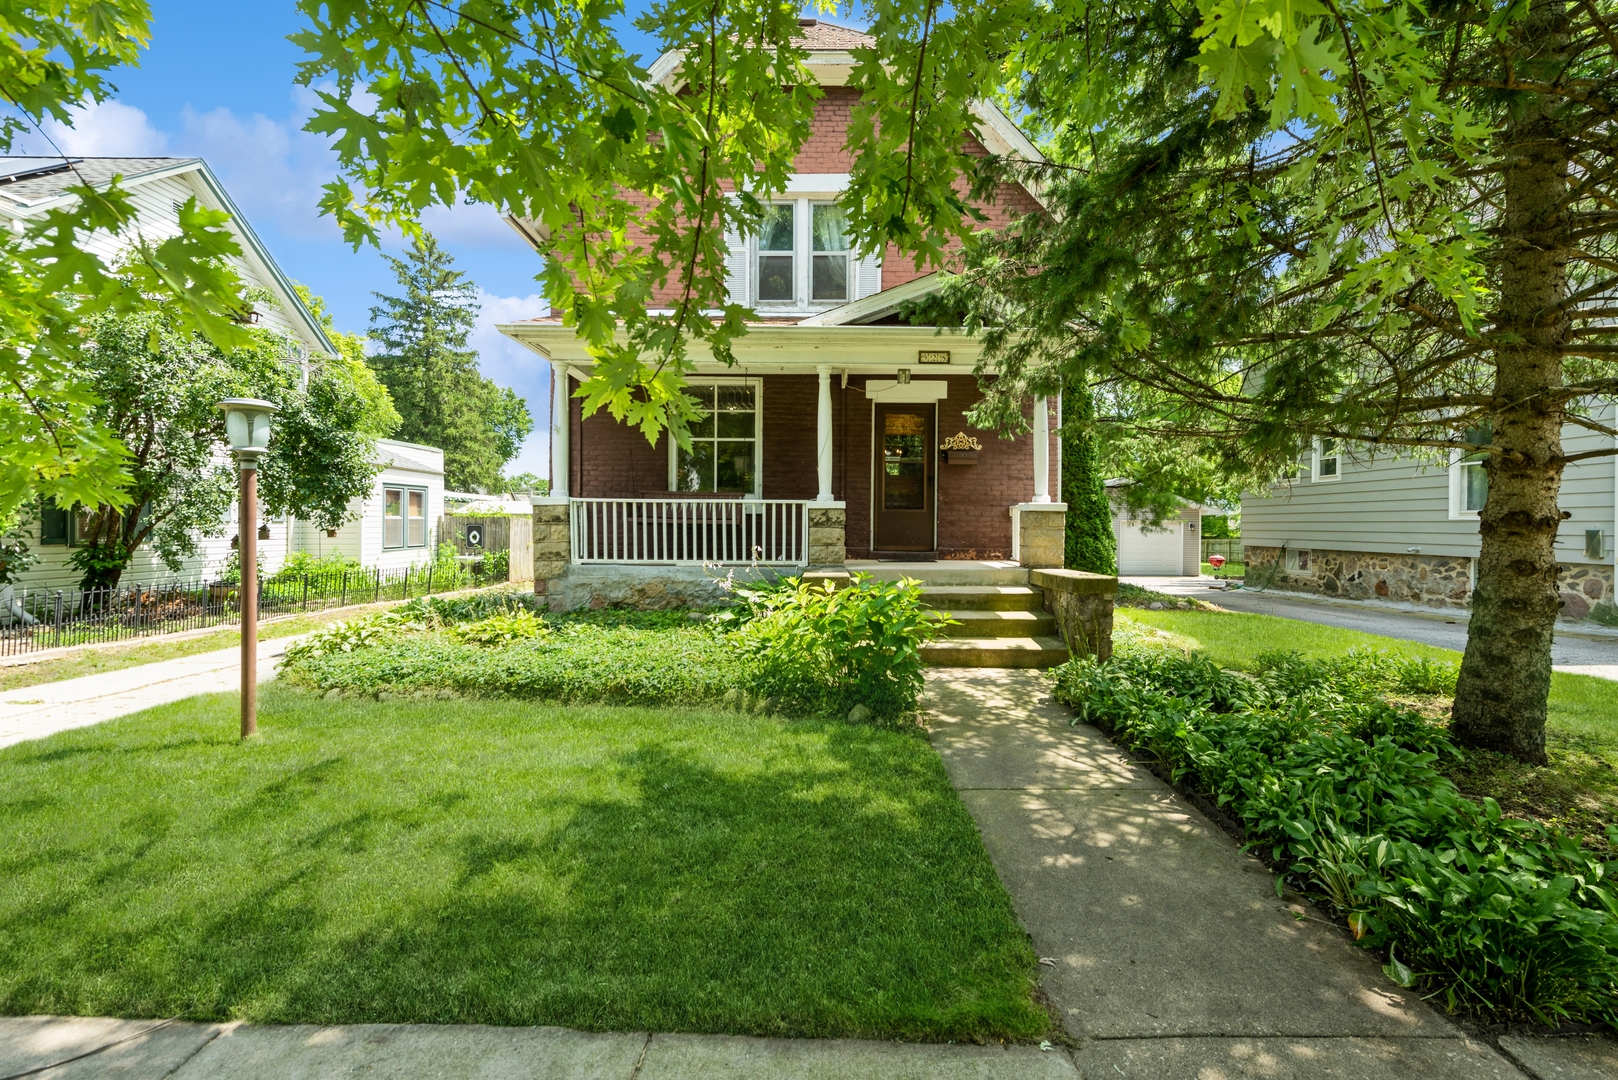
top-left (0, 156), bottom-right (195, 208)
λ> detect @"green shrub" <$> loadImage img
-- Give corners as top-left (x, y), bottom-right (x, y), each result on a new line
top-left (1050, 647), bottom-right (1618, 1026)
top-left (269, 550), bottom-right (364, 584)
top-left (483, 548), bottom-right (510, 582)
top-left (449, 609), bottom-right (549, 647)
top-left (731, 574), bottom-right (949, 723)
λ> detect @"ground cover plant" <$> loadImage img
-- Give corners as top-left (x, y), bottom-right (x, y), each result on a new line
top-left (282, 578), bottom-right (947, 724)
top-left (1055, 613), bottom-right (1618, 1026)
top-left (0, 687), bottom-right (1046, 1038)
top-left (1116, 607), bottom-right (1618, 846)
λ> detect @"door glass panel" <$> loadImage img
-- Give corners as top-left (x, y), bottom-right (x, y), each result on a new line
top-left (883, 411), bottom-right (927, 510)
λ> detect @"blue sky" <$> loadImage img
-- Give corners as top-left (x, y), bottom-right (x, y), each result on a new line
top-left (22, 2), bottom-right (668, 482)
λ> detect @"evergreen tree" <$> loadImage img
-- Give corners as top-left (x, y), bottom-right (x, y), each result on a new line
top-left (1062, 379), bottom-right (1116, 575)
top-left (367, 234), bottom-right (534, 491)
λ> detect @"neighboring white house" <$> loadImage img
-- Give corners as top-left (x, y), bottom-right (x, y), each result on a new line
top-left (0, 156), bottom-right (445, 591)
top-left (291, 441), bottom-right (447, 572)
top-left (1240, 414), bottom-right (1618, 621)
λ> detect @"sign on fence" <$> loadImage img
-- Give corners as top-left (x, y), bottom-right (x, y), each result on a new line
top-left (440, 514), bottom-right (532, 583)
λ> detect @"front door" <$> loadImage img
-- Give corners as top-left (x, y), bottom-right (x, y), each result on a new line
top-left (872, 403), bottom-right (936, 551)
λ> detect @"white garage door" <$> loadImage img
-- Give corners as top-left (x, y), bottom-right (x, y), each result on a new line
top-left (1115, 520), bottom-right (1184, 575)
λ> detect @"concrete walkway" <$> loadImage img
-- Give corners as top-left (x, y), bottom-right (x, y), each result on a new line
top-left (0, 636), bottom-right (297, 750)
top-left (923, 668), bottom-right (1616, 1079)
top-left (1127, 575), bottom-right (1618, 680)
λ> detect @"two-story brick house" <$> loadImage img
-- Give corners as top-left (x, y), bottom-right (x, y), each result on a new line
top-left (499, 19), bottom-right (1065, 610)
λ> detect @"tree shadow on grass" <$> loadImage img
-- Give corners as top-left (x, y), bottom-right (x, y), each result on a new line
top-left (0, 720), bottom-right (1043, 1041)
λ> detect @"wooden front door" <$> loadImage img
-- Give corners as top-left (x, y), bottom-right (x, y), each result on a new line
top-left (872, 403), bottom-right (936, 551)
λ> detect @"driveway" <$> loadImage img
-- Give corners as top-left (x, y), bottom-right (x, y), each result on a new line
top-left (1124, 576), bottom-right (1618, 679)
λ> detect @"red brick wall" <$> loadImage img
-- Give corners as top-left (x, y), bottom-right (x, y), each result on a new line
top-left (624, 88), bottom-right (1041, 303)
top-left (570, 373), bottom-right (1056, 560)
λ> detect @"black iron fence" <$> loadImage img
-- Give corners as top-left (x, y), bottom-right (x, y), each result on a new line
top-left (0, 563), bottom-right (493, 658)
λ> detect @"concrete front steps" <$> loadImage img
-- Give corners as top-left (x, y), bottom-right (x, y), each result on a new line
top-left (848, 564), bottom-right (1069, 668)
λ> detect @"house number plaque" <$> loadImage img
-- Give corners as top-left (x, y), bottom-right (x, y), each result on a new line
top-left (917, 349), bottom-right (951, 365)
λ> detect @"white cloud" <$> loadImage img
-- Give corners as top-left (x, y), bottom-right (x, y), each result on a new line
top-left (178, 97), bottom-right (339, 241)
top-left (472, 290), bottom-right (552, 478)
top-left (33, 99), bottom-right (169, 156)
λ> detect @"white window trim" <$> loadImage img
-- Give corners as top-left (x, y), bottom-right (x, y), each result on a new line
top-left (1448, 449), bottom-right (1486, 520)
top-left (1285, 547), bottom-right (1315, 574)
top-left (748, 194), bottom-right (861, 313)
top-left (667, 377), bottom-right (765, 496)
top-left (1310, 439), bottom-right (1341, 483)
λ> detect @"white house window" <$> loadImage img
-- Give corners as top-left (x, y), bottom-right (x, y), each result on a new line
top-left (811, 203), bottom-right (850, 301)
top-left (1311, 438), bottom-right (1340, 482)
top-left (1450, 454), bottom-right (1488, 518)
top-left (1285, 548), bottom-right (1312, 573)
top-left (672, 380), bottom-right (762, 494)
top-left (755, 204), bottom-right (795, 302)
top-left (384, 486), bottom-right (428, 549)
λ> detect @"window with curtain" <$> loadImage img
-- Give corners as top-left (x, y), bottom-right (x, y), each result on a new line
top-left (755, 204), bottom-right (795, 302)
top-left (672, 381), bottom-right (759, 494)
top-left (811, 203), bottom-right (850, 301)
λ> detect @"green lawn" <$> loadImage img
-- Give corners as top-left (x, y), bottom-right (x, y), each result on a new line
top-left (0, 686), bottom-right (1045, 1039)
top-left (1117, 607), bottom-right (1618, 847)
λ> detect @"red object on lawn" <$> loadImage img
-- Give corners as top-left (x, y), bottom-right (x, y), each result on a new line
top-left (1208, 554), bottom-right (1227, 569)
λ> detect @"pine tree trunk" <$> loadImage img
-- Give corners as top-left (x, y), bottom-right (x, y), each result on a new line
top-left (1449, 3), bottom-right (1572, 765)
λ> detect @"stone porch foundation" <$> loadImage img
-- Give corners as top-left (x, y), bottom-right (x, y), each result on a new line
top-left (1031, 568), bottom-right (1116, 660)
top-left (1011, 503), bottom-right (1067, 569)
top-left (1243, 544), bottom-right (1616, 623)
top-left (808, 503), bottom-right (846, 568)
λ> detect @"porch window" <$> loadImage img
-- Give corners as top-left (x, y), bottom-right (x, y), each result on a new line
top-left (811, 204), bottom-right (850, 301)
top-left (755, 204), bottom-right (795, 302)
top-left (672, 380), bottom-right (761, 495)
top-left (383, 486), bottom-right (429, 548)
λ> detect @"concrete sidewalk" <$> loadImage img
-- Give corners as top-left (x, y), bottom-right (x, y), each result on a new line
top-left (0, 636), bottom-right (298, 750)
top-left (0, 1016), bottom-right (1076, 1079)
top-left (923, 668), bottom-right (1616, 1079)
top-left (1127, 574), bottom-right (1618, 680)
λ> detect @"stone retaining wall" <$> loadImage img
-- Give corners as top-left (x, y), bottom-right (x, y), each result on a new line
top-left (1030, 568), bottom-right (1116, 660)
top-left (1243, 544), bottom-right (1616, 623)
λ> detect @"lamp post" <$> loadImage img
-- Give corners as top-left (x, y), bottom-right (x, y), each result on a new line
top-left (218, 398), bottom-right (277, 739)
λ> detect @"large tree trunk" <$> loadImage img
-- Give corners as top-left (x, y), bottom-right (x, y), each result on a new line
top-left (1449, 2), bottom-right (1572, 765)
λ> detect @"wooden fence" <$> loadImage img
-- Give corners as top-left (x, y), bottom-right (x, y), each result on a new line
top-left (440, 514), bottom-right (534, 583)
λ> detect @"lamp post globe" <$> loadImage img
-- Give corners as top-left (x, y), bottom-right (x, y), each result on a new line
top-left (217, 398), bottom-right (277, 739)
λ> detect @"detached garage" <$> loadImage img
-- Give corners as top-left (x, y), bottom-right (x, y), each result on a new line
top-left (1109, 486), bottom-right (1203, 576)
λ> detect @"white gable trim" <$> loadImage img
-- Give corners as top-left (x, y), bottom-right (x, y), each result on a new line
top-left (796, 272), bottom-right (944, 327)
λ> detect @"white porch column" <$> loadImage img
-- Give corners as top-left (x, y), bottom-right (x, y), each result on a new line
top-left (1032, 395), bottom-right (1051, 503)
top-left (550, 363), bottom-right (570, 499)
top-left (816, 364), bottom-right (834, 502)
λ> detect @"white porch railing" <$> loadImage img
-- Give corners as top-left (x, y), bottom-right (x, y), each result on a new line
top-left (570, 498), bottom-right (809, 566)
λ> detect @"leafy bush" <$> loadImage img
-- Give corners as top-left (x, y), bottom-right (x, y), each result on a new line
top-left (731, 574), bottom-right (950, 723)
top-left (449, 609), bottom-right (549, 647)
top-left (1051, 647), bottom-right (1618, 1026)
top-left (483, 548), bottom-right (510, 581)
top-left (283, 619), bottom-right (399, 663)
top-left (269, 550), bottom-right (364, 584)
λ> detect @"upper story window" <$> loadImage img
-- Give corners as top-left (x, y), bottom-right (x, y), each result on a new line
top-left (727, 187), bottom-right (880, 311)
top-left (672, 379), bottom-right (761, 495)
top-left (1311, 438), bottom-right (1340, 482)
top-left (811, 204), bottom-right (850, 301)
top-left (756, 205), bottom-right (795, 301)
